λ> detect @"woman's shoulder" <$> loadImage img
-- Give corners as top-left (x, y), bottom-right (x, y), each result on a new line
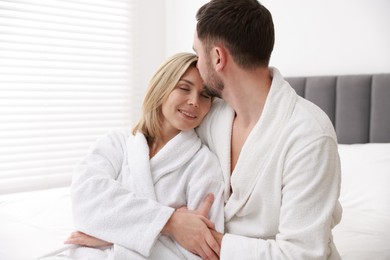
top-left (182, 146), bottom-right (224, 192)
top-left (190, 142), bottom-right (222, 176)
top-left (92, 129), bottom-right (131, 152)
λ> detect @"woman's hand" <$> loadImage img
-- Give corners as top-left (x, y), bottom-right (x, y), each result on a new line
top-left (64, 231), bottom-right (113, 247)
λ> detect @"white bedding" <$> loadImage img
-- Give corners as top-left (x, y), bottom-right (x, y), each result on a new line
top-left (1, 143), bottom-right (390, 260)
top-left (333, 143), bottom-right (390, 260)
top-left (333, 208), bottom-right (390, 260)
top-left (0, 187), bottom-right (73, 260)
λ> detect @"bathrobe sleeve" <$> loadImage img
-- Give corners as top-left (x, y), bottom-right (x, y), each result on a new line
top-left (220, 136), bottom-right (342, 260)
top-left (184, 145), bottom-right (225, 233)
top-left (71, 131), bottom-right (174, 257)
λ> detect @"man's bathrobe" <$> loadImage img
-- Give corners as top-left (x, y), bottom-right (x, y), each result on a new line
top-left (64, 130), bottom-right (224, 259)
top-left (196, 67), bottom-right (343, 260)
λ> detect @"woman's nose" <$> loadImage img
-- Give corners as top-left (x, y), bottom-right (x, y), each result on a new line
top-left (188, 93), bottom-right (199, 107)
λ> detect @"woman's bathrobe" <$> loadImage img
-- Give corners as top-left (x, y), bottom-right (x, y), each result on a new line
top-left (67, 130), bottom-right (224, 259)
top-left (196, 67), bottom-right (343, 260)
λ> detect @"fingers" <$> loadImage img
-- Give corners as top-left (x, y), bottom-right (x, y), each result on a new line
top-left (206, 230), bottom-right (221, 256)
top-left (64, 231), bottom-right (112, 247)
top-left (64, 231), bottom-right (90, 245)
top-left (68, 231), bottom-right (82, 238)
top-left (197, 193), bottom-right (214, 218)
top-left (65, 231), bottom-right (83, 244)
top-left (200, 215), bottom-right (215, 230)
top-left (64, 236), bottom-right (81, 245)
top-left (175, 206), bottom-right (188, 213)
top-left (176, 193), bottom-right (214, 217)
top-left (199, 242), bottom-right (219, 260)
top-left (196, 229), bottom-right (220, 260)
top-left (204, 231), bottom-right (221, 259)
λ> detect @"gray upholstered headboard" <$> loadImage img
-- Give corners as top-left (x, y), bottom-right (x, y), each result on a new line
top-left (285, 74), bottom-right (390, 144)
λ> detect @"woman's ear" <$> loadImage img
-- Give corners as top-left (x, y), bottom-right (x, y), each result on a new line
top-left (211, 46), bottom-right (227, 72)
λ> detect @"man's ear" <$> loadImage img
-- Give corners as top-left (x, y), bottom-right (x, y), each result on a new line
top-left (211, 46), bottom-right (227, 72)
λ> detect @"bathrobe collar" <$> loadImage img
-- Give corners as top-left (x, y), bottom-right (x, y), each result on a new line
top-left (127, 130), bottom-right (201, 200)
top-left (224, 67), bottom-right (297, 220)
top-left (150, 130), bottom-right (201, 182)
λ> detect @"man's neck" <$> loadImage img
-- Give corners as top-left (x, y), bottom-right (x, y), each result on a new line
top-left (222, 67), bottom-right (272, 126)
top-left (223, 66), bottom-right (272, 173)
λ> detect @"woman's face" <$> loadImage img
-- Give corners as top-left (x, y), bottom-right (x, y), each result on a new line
top-left (161, 66), bottom-right (212, 137)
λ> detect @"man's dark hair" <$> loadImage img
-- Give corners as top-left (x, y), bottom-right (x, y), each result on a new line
top-left (196, 0), bottom-right (275, 68)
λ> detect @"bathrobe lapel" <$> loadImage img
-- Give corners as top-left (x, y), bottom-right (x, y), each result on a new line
top-left (150, 130), bottom-right (201, 184)
top-left (206, 101), bottom-right (235, 202)
top-left (127, 130), bottom-right (201, 201)
top-left (224, 68), bottom-right (297, 221)
top-left (127, 133), bottom-right (157, 200)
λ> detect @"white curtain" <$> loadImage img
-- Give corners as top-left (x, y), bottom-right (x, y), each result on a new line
top-left (0, 0), bottom-right (135, 194)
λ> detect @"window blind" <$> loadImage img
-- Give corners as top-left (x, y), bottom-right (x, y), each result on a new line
top-left (0, 0), bottom-right (134, 194)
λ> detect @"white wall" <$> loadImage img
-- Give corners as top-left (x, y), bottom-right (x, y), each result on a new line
top-left (133, 1), bottom-right (166, 82)
top-left (263, 0), bottom-right (390, 76)
top-left (165, 0), bottom-right (208, 57)
top-left (131, 1), bottom-right (166, 122)
top-left (164, 0), bottom-right (390, 77)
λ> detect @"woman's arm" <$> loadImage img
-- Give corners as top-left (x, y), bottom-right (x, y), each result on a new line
top-left (71, 131), bottom-right (174, 257)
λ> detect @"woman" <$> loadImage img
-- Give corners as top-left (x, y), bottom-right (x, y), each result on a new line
top-left (41, 53), bottom-right (224, 260)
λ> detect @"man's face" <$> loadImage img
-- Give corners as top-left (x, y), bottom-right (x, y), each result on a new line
top-left (193, 30), bottom-right (224, 98)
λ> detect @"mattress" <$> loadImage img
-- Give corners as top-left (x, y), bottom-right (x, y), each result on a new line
top-left (0, 187), bottom-right (73, 260)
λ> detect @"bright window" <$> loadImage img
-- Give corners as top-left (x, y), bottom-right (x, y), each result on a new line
top-left (0, 0), bottom-right (135, 193)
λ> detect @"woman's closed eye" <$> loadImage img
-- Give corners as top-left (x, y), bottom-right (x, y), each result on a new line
top-left (178, 84), bottom-right (191, 91)
top-left (179, 86), bottom-right (190, 91)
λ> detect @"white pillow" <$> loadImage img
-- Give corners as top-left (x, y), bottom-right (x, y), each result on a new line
top-left (337, 143), bottom-right (390, 215)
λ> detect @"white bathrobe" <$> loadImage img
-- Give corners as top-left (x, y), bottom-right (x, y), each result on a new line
top-left (48, 130), bottom-right (224, 260)
top-left (196, 67), bottom-right (342, 260)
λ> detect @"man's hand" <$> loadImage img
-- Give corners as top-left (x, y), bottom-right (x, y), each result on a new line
top-left (162, 194), bottom-right (221, 260)
top-left (64, 231), bottom-right (113, 247)
top-left (210, 229), bottom-right (223, 246)
top-left (176, 193), bottom-right (215, 217)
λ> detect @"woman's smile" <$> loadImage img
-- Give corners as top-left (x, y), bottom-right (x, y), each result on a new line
top-left (178, 109), bottom-right (197, 119)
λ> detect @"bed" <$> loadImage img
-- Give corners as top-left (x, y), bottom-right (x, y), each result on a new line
top-left (287, 73), bottom-right (390, 260)
top-left (0, 73), bottom-right (389, 260)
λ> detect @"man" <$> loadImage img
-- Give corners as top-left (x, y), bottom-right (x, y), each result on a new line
top-left (162, 0), bottom-right (342, 259)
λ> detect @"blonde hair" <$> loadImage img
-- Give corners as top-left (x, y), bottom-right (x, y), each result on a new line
top-left (132, 52), bottom-right (198, 144)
